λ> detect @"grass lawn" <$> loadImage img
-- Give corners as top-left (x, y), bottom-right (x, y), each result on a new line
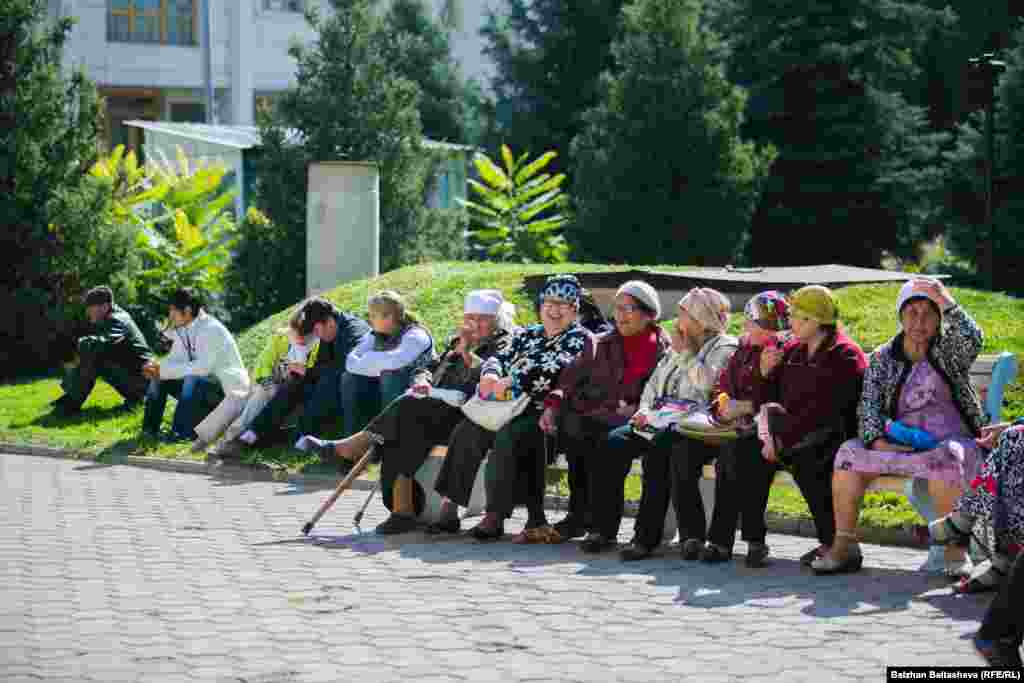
top-left (3, 261), bottom-right (1023, 530)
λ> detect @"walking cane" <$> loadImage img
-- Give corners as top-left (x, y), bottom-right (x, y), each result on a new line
top-left (301, 445), bottom-right (376, 536)
top-left (352, 479), bottom-right (380, 529)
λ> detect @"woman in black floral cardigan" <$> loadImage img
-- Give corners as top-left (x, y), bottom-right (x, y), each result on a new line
top-left (432, 275), bottom-right (590, 541)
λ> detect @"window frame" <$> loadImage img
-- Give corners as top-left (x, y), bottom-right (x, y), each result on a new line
top-left (262, 0), bottom-right (304, 12)
top-left (107, 0), bottom-right (198, 46)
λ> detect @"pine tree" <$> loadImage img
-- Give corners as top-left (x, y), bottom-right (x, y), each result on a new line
top-left (1, 0), bottom-right (138, 376)
top-left (943, 26), bottom-right (1024, 294)
top-left (380, 0), bottom-right (470, 143)
top-left (722, 0), bottom-right (952, 267)
top-left (482, 0), bottom-right (631, 171)
top-left (569, 0), bottom-right (774, 266)
top-left (253, 0), bottom-right (429, 278)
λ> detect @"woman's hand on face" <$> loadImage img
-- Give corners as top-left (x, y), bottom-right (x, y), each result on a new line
top-left (539, 408), bottom-right (558, 435)
top-left (760, 346), bottom-right (783, 376)
top-left (869, 437), bottom-right (914, 453)
top-left (478, 375), bottom-right (501, 397)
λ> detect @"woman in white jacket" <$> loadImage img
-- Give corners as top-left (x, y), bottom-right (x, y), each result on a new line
top-left (340, 291), bottom-right (434, 437)
top-left (141, 288), bottom-right (250, 444)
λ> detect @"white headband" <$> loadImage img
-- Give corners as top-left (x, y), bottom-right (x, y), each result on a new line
top-left (465, 290), bottom-right (504, 316)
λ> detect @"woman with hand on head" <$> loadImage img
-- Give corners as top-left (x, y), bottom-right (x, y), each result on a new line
top-left (815, 278), bottom-right (984, 576)
top-left (753, 285), bottom-right (867, 572)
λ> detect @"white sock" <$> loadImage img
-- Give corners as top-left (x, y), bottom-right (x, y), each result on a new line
top-left (239, 430), bottom-right (258, 445)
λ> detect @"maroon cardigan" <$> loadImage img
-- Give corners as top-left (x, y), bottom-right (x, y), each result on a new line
top-left (550, 326), bottom-right (671, 427)
top-left (750, 331), bottom-right (867, 450)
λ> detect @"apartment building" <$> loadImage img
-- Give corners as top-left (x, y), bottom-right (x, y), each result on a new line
top-left (50, 0), bottom-right (498, 152)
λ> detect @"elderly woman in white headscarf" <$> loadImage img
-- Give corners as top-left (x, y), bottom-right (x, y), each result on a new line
top-left (311, 290), bottom-right (517, 535)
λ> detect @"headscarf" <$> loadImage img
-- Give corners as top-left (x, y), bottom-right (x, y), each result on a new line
top-left (465, 289), bottom-right (517, 332)
top-left (616, 280), bottom-right (661, 319)
top-left (539, 274), bottom-right (581, 308)
top-left (744, 290), bottom-right (791, 331)
top-left (789, 285), bottom-right (838, 325)
top-left (678, 287), bottom-right (730, 334)
top-left (896, 279), bottom-right (943, 322)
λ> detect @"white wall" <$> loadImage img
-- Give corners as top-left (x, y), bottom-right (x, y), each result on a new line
top-left (58, 0), bottom-right (499, 125)
top-left (58, 1), bottom-right (318, 124)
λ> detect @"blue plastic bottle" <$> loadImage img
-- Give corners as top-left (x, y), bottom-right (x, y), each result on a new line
top-left (885, 419), bottom-right (940, 451)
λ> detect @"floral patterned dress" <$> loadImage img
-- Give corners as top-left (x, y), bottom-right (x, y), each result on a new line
top-left (955, 419), bottom-right (1024, 554)
top-left (480, 322), bottom-right (590, 409)
top-left (834, 360), bottom-right (981, 486)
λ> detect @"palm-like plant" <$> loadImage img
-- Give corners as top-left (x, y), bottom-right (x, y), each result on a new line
top-left (459, 145), bottom-right (570, 262)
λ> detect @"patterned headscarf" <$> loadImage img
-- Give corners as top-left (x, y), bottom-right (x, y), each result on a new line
top-left (539, 274), bottom-right (581, 308)
top-left (744, 290), bottom-right (791, 331)
top-left (678, 287), bottom-right (730, 334)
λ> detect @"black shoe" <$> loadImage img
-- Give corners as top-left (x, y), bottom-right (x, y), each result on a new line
top-left (553, 515), bottom-right (587, 540)
top-left (681, 538), bottom-right (704, 561)
top-left (700, 544), bottom-right (733, 564)
top-left (375, 514), bottom-right (417, 535)
top-left (620, 543), bottom-right (655, 562)
top-left (580, 533), bottom-right (615, 554)
top-left (800, 546), bottom-right (825, 567)
top-left (425, 518), bottom-right (461, 535)
top-left (745, 542), bottom-right (771, 568)
top-left (470, 522), bottom-right (503, 541)
top-left (158, 430), bottom-right (191, 444)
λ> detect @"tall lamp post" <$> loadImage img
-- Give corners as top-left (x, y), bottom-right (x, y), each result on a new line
top-left (967, 53), bottom-right (1006, 291)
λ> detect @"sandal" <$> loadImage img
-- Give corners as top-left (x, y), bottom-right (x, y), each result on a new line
top-left (954, 561), bottom-right (1005, 594)
top-left (811, 551), bottom-right (864, 575)
top-left (511, 525), bottom-right (561, 544)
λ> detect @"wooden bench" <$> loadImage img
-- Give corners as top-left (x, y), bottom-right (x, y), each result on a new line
top-left (410, 353), bottom-right (1018, 542)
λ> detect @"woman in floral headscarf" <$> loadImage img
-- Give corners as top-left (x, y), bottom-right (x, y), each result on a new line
top-left (432, 275), bottom-right (590, 541)
top-left (697, 291), bottom-right (791, 567)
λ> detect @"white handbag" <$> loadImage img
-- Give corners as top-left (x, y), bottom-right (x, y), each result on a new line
top-left (461, 391), bottom-right (532, 432)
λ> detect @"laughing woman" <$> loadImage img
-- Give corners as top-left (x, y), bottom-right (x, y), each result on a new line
top-left (433, 275), bottom-right (590, 541)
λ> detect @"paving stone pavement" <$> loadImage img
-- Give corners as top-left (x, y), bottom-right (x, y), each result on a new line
top-left (0, 452), bottom-right (993, 683)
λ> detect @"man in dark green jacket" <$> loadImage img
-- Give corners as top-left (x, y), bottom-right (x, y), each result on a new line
top-left (51, 286), bottom-right (153, 416)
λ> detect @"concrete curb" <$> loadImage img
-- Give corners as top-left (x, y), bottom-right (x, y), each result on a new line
top-left (2, 442), bottom-right (918, 547)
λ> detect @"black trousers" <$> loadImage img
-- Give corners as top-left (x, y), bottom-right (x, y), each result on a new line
top-left (978, 551), bottom-right (1024, 646)
top-left (433, 418), bottom-right (496, 508)
top-left (588, 425), bottom-right (677, 548)
top-left (706, 436), bottom-right (778, 548)
top-left (483, 411), bottom-right (548, 523)
top-left (669, 435), bottom-right (723, 543)
top-left (778, 435), bottom-right (842, 547)
top-left (560, 414), bottom-right (618, 529)
top-left (376, 396), bottom-right (464, 512)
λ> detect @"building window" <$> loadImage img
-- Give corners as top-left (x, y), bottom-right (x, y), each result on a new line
top-left (264, 0), bottom-right (303, 11)
top-left (108, 0), bottom-right (196, 46)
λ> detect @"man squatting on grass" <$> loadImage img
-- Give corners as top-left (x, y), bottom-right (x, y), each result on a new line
top-left (50, 286), bottom-right (153, 416)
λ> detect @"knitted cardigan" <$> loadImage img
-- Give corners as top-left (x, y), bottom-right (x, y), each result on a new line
top-left (858, 305), bottom-right (986, 446)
